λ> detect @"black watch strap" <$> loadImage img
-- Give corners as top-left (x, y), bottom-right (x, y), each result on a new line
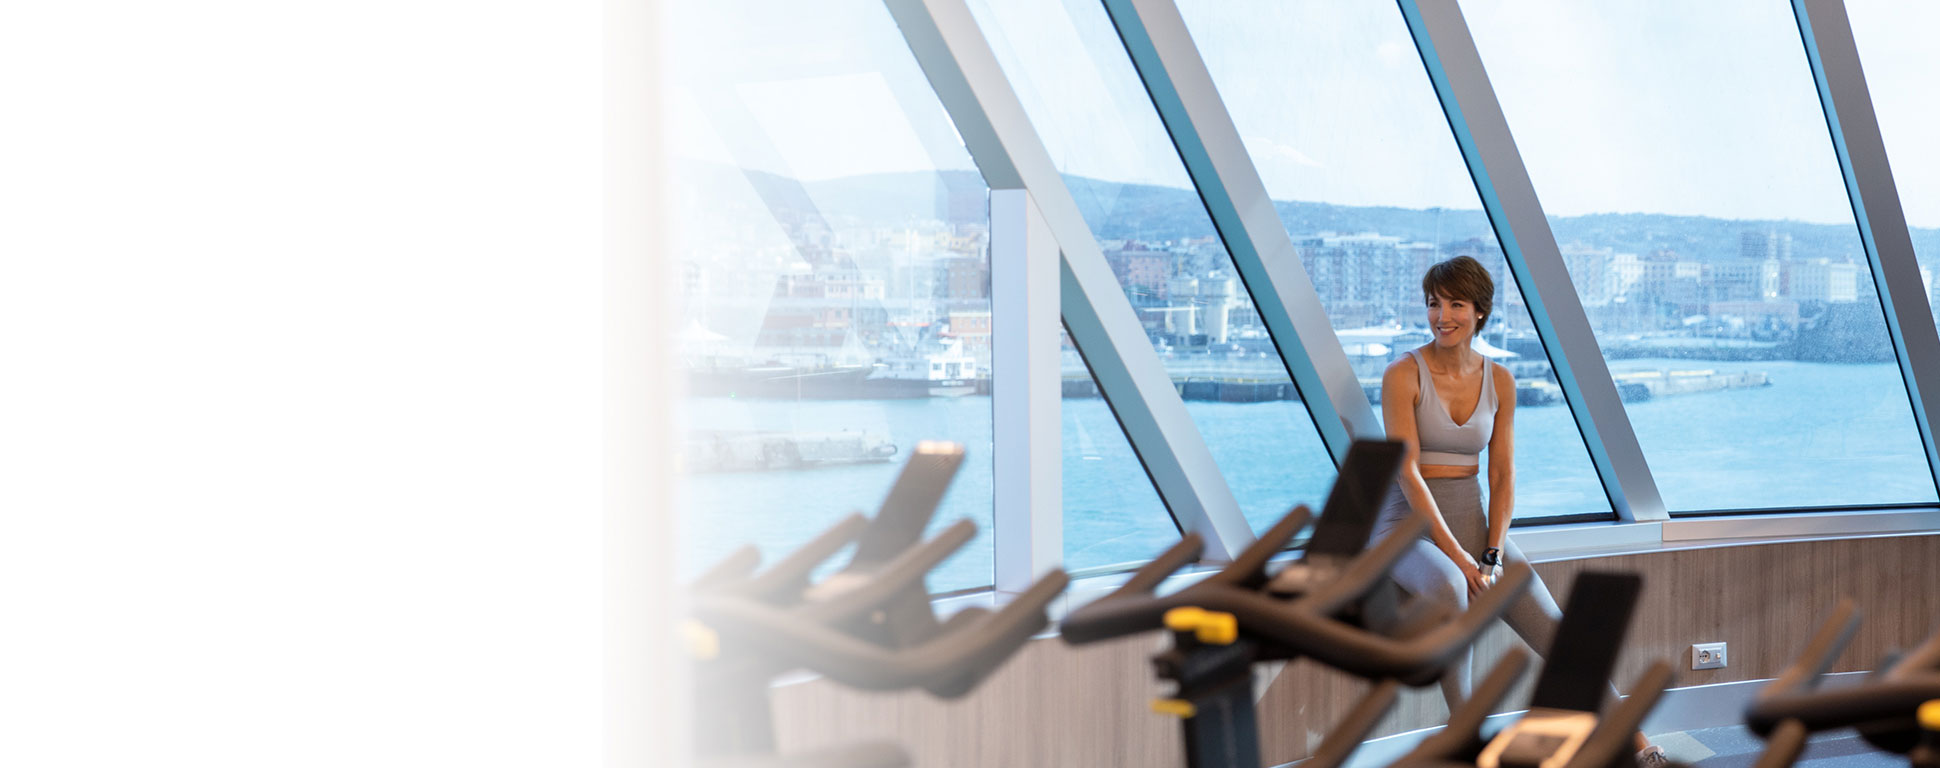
top-left (1481, 547), bottom-right (1502, 567)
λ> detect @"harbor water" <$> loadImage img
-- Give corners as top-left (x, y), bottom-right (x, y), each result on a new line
top-left (679, 360), bottom-right (1933, 592)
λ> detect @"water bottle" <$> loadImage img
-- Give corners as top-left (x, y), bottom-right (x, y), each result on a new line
top-left (1480, 547), bottom-right (1503, 589)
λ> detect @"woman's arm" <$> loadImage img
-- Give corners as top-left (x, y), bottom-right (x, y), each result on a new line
top-left (1485, 363), bottom-right (1516, 555)
top-left (1382, 358), bottom-right (1478, 576)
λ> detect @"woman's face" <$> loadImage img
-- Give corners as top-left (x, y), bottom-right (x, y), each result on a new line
top-left (1426, 291), bottom-right (1482, 349)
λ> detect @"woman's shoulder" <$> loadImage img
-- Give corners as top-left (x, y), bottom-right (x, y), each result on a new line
top-left (1384, 350), bottom-right (1420, 377)
top-left (1382, 352), bottom-right (1420, 391)
top-left (1489, 361), bottom-right (1516, 400)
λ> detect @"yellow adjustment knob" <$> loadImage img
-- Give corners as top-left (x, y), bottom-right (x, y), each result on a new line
top-left (1164, 606), bottom-right (1209, 632)
top-left (1919, 699), bottom-right (1940, 731)
top-left (1194, 611), bottom-right (1238, 645)
top-left (1151, 698), bottom-right (1197, 719)
top-left (682, 619), bottom-right (720, 661)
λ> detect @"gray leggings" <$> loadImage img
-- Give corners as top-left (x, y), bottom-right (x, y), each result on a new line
top-left (1372, 475), bottom-right (1571, 708)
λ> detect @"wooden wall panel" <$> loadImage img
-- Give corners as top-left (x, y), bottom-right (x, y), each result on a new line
top-left (771, 633), bottom-right (1177, 767)
top-left (768, 533), bottom-right (1940, 768)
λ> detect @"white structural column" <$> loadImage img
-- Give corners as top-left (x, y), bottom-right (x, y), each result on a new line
top-left (884, 0), bottom-right (1255, 560)
top-left (991, 189), bottom-right (1063, 592)
top-left (1396, 0), bottom-right (1667, 522)
top-left (1792, 0), bottom-right (1940, 494)
top-left (606, 0), bottom-right (682, 763)
top-left (1101, 0), bottom-right (1380, 461)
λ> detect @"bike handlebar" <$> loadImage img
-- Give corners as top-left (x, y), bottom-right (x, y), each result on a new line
top-left (1061, 509), bottom-right (1532, 685)
top-left (693, 569), bottom-right (1069, 697)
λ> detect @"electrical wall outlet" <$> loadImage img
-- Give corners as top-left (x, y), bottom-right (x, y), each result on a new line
top-left (1692, 642), bottom-right (1727, 670)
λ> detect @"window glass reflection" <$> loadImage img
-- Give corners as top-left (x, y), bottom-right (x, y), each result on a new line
top-left (1062, 333), bottom-right (1179, 574)
top-left (668, 2), bottom-right (995, 590)
top-left (966, 0), bottom-right (1337, 535)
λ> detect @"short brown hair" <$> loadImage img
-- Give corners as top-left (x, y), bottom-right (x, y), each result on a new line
top-left (1422, 256), bottom-right (1495, 332)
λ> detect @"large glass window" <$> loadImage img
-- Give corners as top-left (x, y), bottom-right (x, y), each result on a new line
top-left (965, 0), bottom-right (1336, 534)
top-left (1062, 334), bottom-right (1178, 574)
top-left (1845, 1), bottom-right (1940, 333)
top-left (668, 1), bottom-right (995, 590)
top-left (1466, 0), bottom-right (1936, 512)
top-left (1174, 0), bottom-right (1609, 522)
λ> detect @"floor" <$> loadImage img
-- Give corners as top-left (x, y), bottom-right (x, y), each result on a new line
top-left (1659, 726), bottom-right (1904, 768)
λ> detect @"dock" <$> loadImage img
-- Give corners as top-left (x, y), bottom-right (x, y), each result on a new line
top-left (1059, 368), bottom-right (1767, 407)
top-left (683, 430), bottom-right (898, 473)
top-left (1608, 368), bottom-right (1770, 402)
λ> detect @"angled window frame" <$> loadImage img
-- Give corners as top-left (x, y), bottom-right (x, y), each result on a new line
top-left (885, 0), bottom-right (1260, 564)
top-left (1102, 0), bottom-right (1624, 525)
top-left (1399, 0), bottom-right (1940, 523)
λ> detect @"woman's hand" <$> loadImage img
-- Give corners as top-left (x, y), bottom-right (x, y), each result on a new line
top-left (1456, 553), bottom-right (1489, 598)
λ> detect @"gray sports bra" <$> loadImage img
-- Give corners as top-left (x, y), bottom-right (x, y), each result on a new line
top-left (1409, 349), bottom-right (1497, 467)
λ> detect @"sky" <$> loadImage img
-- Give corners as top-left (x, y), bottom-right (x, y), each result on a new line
top-left (1176, 0), bottom-right (1495, 213)
top-left (1462, 0), bottom-right (1902, 226)
top-left (668, 0), bottom-right (1940, 229)
top-left (665, 2), bottom-right (976, 182)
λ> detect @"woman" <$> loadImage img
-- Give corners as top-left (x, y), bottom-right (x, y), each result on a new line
top-left (1373, 256), bottom-right (1663, 766)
